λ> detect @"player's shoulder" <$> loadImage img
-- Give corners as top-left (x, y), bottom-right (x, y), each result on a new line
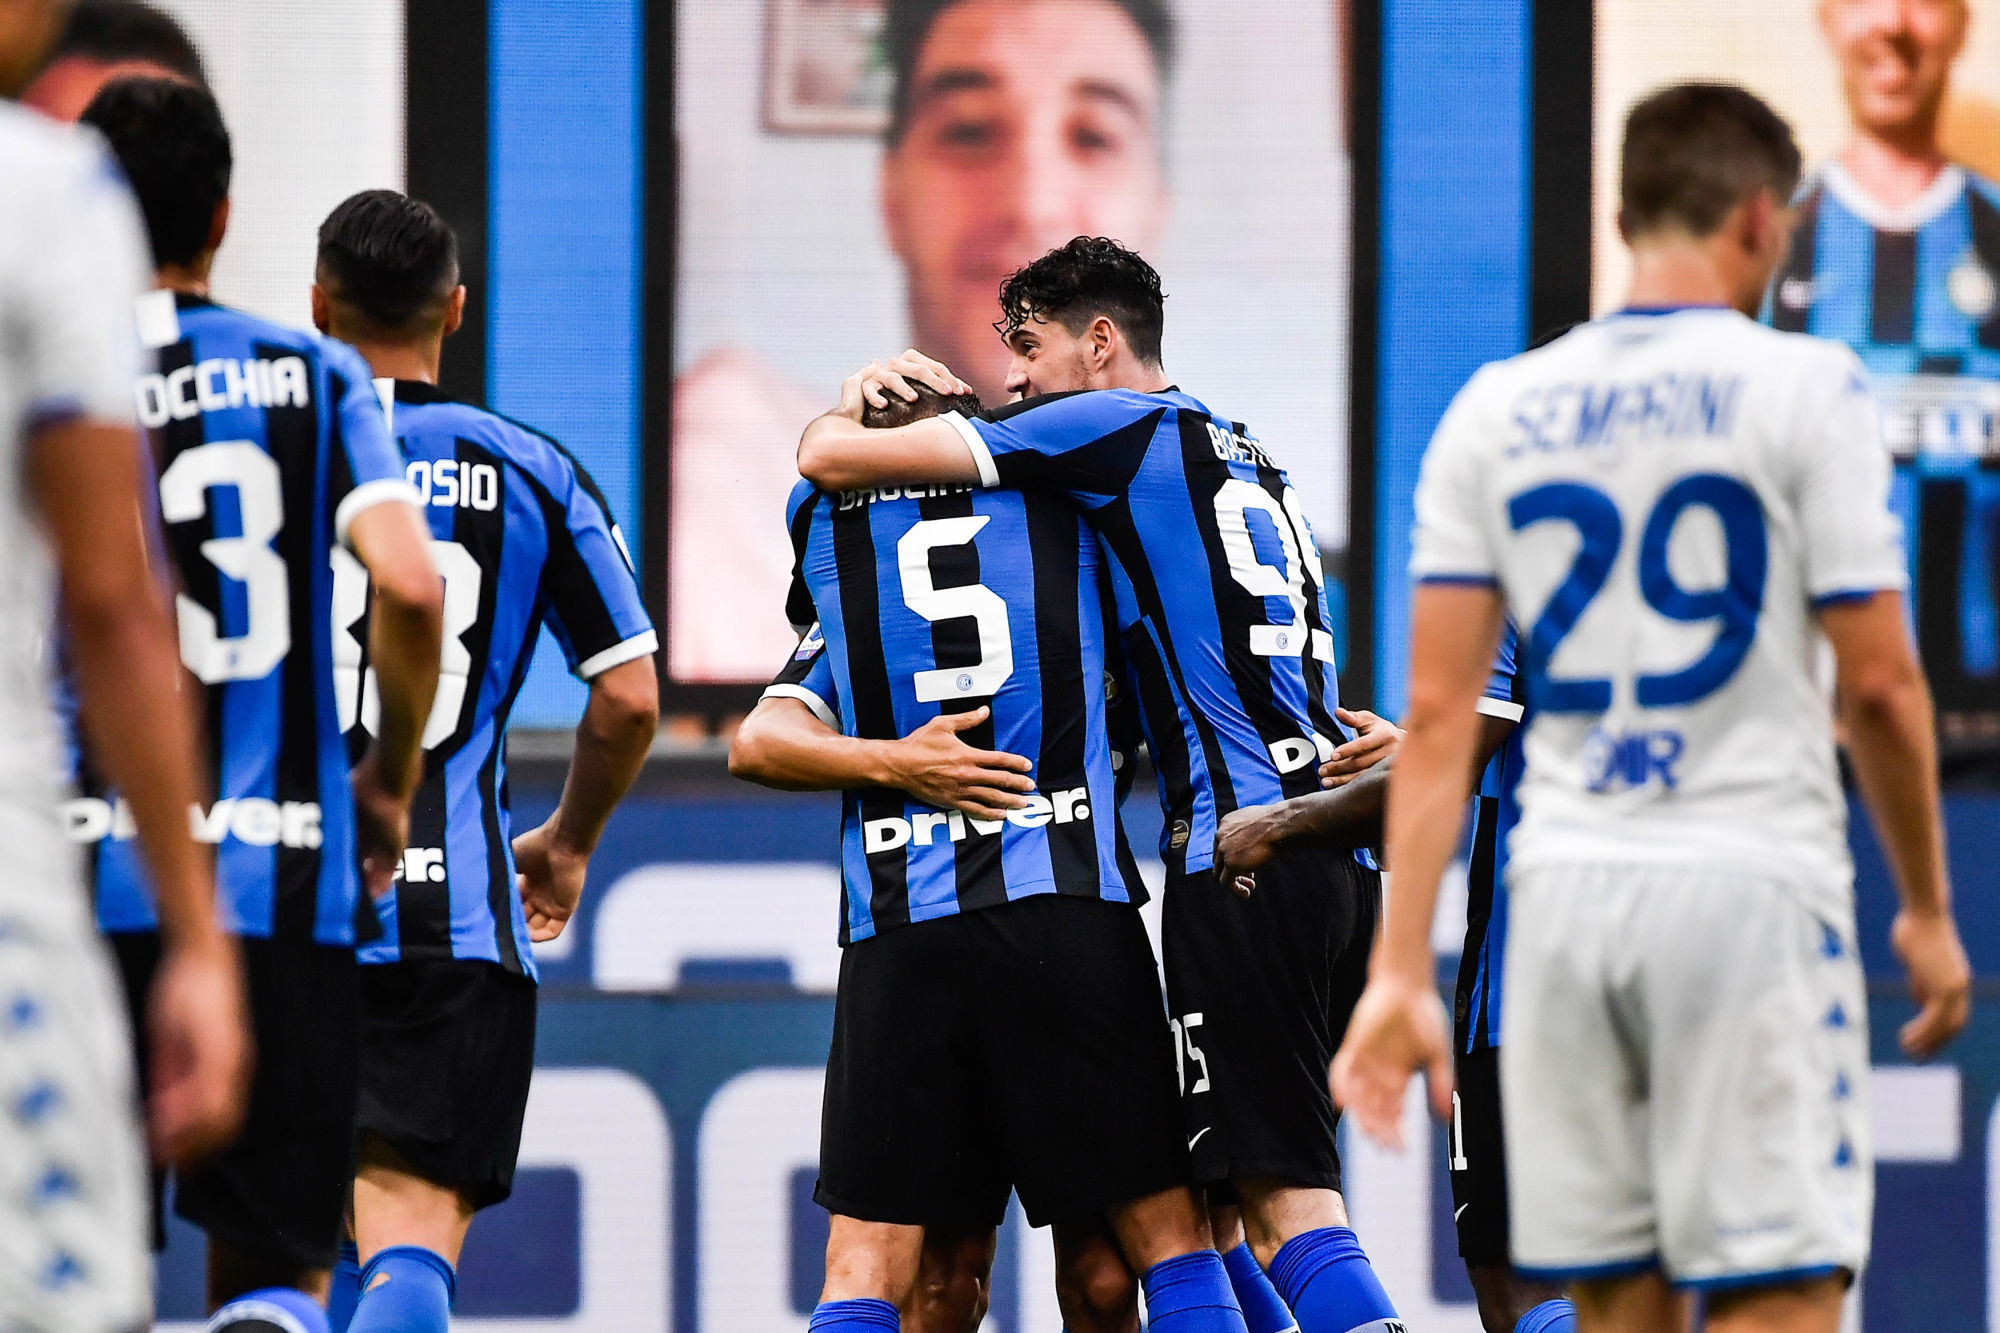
top-left (187, 301), bottom-right (363, 369)
top-left (786, 476), bottom-right (824, 525)
top-left (1962, 165), bottom-right (2000, 213)
top-left (442, 397), bottom-right (607, 508)
top-left (0, 104), bottom-right (105, 184)
top-left (983, 386), bottom-right (1175, 428)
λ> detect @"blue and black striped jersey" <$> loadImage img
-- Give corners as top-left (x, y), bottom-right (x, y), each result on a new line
top-left (339, 381), bottom-right (655, 977)
top-left (946, 390), bottom-right (1357, 873)
top-left (769, 479), bottom-right (1145, 945)
top-left (1457, 621), bottom-right (1526, 1055)
top-left (79, 293), bottom-right (416, 946)
top-left (1767, 163), bottom-right (2000, 716)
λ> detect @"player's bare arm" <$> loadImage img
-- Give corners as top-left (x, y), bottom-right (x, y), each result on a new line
top-left (797, 352), bottom-right (983, 491)
top-left (1215, 707), bottom-right (1516, 894)
top-left (346, 498), bottom-right (444, 900)
top-left (31, 415), bottom-right (249, 1167)
top-left (1820, 591), bottom-right (1971, 1058)
top-left (1332, 582), bottom-right (1506, 1148)
top-left (514, 656), bottom-right (659, 944)
top-left (731, 698), bottom-right (1036, 821)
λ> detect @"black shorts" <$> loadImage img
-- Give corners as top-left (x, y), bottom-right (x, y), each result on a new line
top-left (112, 931), bottom-right (360, 1270)
top-left (1162, 845), bottom-right (1380, 1193)
top-left (356, 958), bottom-right (537, 1209)
top-left (815, 894), bottom-right (1187, 1230)
top-left (1448, 1042), bottom-right (1511, 1267)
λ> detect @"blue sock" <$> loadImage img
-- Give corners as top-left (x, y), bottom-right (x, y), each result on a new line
top-left (327, 1240), bottom-right (362, 1333)
top-left (1141, 1250), bottom-right (1249, 1333)
top-left (1515, 1298), bottom-right (1578, 1333)
top-left (1268, 1228), bottom-right (1398, 1333)
top-left (347, 1245), bottom-right (455, 1333)
top-left (207, 1286), bottom-right (332, 1333)
top-left (808, 1297), bottom-right (900, 1330)
top-left (1223, 1242), bottom-right (1299, 1333)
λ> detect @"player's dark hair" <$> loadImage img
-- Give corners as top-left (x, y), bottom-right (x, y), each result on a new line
top-left (79, 76), bottom-right (230, 270)
top-left (1620, 83), bottom-right (1802, 240)
top-left (52, 0), bottom-right (208, 88)
top-left (997, 236), bottom-right (1167, 365)
top-left (316, 190), bottom-right (462, 337)
top-left (862, 383), bottom-right (983, 429)
top-left (882, 0), bottom-right (1176, 145)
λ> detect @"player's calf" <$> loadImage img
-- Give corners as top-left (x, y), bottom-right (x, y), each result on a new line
top-left (1053, 1221), bottom-right (1139, 1333)
top-left (1464, 1265), bottom-right (1573, 1333)
top-left (908, 1226), bottom-right (998, 1333)
top-left (1702, 1272), bottom-right (1845, 1333)
top-left (813, 1216), bottom-right (927, 1329)
top-left (1233, 1180), bottom-right (1399, 1333)
top-left (1104, 1185), bottom-right (1251, 1333)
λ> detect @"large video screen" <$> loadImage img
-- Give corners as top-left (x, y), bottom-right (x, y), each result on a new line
top-left (1596, 0), bottom-right (2000, 755)
top-left (668, 0), bottom-right (1353, 685)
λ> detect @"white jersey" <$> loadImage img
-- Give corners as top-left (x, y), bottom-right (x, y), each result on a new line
top-left (0, 104), bottom-right (151, 920)
top-left (1411, 306), bottom-right (1907, 920)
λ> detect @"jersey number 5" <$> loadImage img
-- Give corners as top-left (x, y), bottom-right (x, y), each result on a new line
top-left (898, 515), bottom-right (1014, 701)
top-left (1510, 473), bottom-right (1767, 712)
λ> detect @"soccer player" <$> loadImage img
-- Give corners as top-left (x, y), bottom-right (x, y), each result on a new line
top-left (0, 13), bottom-right (248, 1327)
top-left (797, 237), bottom-right (1402, 1333)
top-left (308, 188), bottom-right (660, 1333)
top-left (740, 377), bottom-right (1251, 1333)
top-left (1769, 0), bottom-right (2000, 735)
top-left (20, 0), bottom-right (206, 121)
top-left (76, 78), bottom-right (445, 1326)
top-left (1335, 84), bottom-right (1972, 1333)
top-left (1215, 634), bottom-right (1577, 1333)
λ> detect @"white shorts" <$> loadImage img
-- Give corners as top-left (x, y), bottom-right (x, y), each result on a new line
top-left (0, 909), bottom-right (149, 1331)
top-left (1500, 863), bottom-right (1871, 1290)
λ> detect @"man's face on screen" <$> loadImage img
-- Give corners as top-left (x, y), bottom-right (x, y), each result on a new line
top-left (1820, 0), bottom-right (1968, 142)
top-left (0, 0), bottom-right (70, 100)
top-left (881, 0), bottom-right (1167, 402)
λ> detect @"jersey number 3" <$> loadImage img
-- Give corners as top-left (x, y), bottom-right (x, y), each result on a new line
top-left (159, 441), bottom-right (291, 683)
top-left (1510, 473), bottom-right (1767, 712)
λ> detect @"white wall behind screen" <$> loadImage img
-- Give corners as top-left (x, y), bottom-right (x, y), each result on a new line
top-left (152, 0), bottom-right (405, 330)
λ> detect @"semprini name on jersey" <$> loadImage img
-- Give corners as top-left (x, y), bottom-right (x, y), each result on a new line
top-left (1504, 373), bottom-right (1744, 455)
top-left (134, 354), bottom-right (310, 426)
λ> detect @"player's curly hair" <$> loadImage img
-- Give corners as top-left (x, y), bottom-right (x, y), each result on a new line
top-left (995, 237), bottom-right (1167, 366)
top-left (80, 76), bottom-right (230, 269)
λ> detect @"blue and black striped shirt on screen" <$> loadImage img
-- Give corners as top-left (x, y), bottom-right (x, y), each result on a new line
top-left (945, 390), bottom-right (1360, 874)
top-left (769, 479), bottom-right (1144, 945)
top-left (82, 294), bottom-right (415, 947)
top-left (340, 381), bottom-right (655, 978)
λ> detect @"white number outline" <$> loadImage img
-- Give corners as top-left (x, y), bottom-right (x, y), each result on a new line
top-left (333, 539), bottom-right (483, 749)
top-left (1170, 1013), bottom-right (1213, 1096)
top-left (1213, 480), bottom-right (1337, 662)
top-left (158, 441), bottom-right (291, 683)
top-left (897, 515), bottom-right (1014, 702)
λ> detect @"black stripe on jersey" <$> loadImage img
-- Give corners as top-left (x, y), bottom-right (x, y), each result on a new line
top-left (398, 779), bottom-right (453, 956)
top-left (441, 439), bottom-right (508, 753)
top-left (269, 341), bottom-right (332, 943)
top-left (1769, 185), bottom-right (1819, 334)
top-left (1093, 495), bottom-right (1238, 833)
top-left (981, 394), bottom-right (1162, 495)
top-left (1968, 187), bottom-right (2000, 351)
top-left (1023, 496), bottom-right (1098, 897)
top-left (1179, 414), bottom-right (1320, 803)
top-left (831, 501), bottom-right (911, 937)
top-left (1871, 228), bottom-right (1918, 347)
top-left (151, 338), bottom-right (224, 800)
top-left (476, 611), bottom-right (534, 976)
top-left (786, 490), bottom-right (820, 631)
top-left (1243, 423), bottom-right (1344, 757)
top-left (913, 490), bottom-right (1007, 914)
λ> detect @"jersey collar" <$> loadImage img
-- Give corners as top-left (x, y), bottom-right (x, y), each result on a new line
top-left (1820, 159), bottom-right (1966, 233)
top-left (391, 379), bottom-right (456, 405)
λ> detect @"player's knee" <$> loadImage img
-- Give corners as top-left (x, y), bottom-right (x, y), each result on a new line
top-left (1055, 1245), bottom-right (1139, 1333)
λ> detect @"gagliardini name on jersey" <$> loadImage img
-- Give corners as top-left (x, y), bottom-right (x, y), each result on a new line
top-left (133, 354), bottom-right (311, 427)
